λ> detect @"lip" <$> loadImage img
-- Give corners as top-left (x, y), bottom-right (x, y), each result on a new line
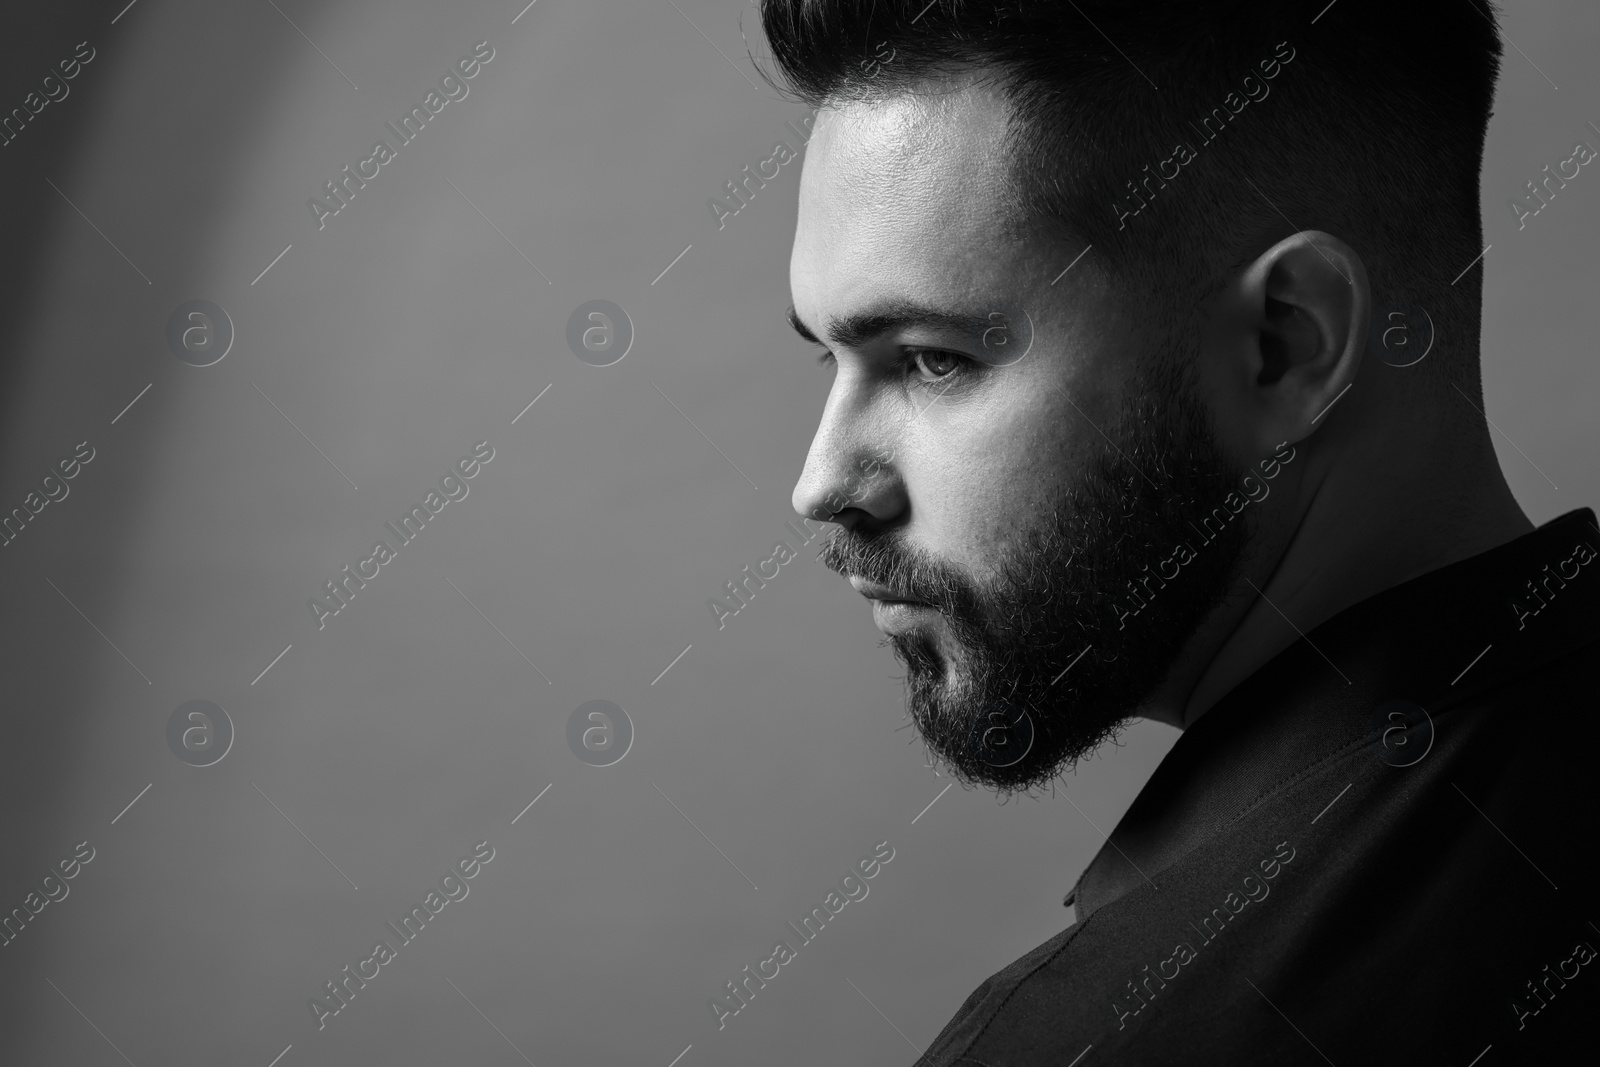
top-left (848, 575), bottom-right (924, 603)
top-left (848, 576), bottom-right (936, 634)
top-left (870, 599), bottom-right (935, 635)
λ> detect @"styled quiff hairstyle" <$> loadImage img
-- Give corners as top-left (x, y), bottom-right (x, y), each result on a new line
top-left (758, 0), bottom-right (1504, 396)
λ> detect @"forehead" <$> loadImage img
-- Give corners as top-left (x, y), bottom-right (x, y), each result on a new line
top-left (790, 80), bottom-right (1027, 325)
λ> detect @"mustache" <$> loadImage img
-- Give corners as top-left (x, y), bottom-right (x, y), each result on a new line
top-left (816, 526), bottom-right (969, 614)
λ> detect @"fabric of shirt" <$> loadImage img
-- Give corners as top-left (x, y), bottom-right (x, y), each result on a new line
top-left (916, 507), bottom-right (1600, 1067)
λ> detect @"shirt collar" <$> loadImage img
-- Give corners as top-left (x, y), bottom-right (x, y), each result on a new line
top-left (1066, 506), bottom-right (1600, 915)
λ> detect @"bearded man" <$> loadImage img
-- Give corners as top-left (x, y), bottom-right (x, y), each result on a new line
top-left (768, 0), bottom-right (1598, 1062)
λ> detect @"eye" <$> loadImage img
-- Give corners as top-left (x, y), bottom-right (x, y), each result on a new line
top-left (816, 350), bottom-right (836, 367)
top-left (903, 347), bottom-right (969, 385)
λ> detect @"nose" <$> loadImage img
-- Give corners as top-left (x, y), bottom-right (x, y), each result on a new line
top-left (791, 372), bottom-right (904, 529)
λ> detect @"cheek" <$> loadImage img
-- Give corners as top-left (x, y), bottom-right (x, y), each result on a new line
top-left (912, 395), bottom-right (1070, 576)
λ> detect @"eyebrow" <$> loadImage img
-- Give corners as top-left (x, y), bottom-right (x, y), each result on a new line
top-left (786, 300), bottom-right (1002, 351)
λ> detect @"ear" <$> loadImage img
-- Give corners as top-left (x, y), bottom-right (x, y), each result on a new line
top-left (1203, 230), bottom-right (1369, 461)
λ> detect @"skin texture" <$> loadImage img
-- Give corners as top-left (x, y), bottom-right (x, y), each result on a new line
top-left (787, 74), bottom-right (1531, 787)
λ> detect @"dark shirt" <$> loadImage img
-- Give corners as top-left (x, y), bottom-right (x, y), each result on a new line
top-left (917, 507), bottom-right (1600, 1066)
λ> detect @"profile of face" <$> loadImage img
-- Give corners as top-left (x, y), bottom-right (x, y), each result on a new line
top-left (788, 80), bottom-right (1252, 794)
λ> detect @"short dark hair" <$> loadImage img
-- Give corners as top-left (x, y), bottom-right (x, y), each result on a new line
top-left (758, 0), bottom-right (1504, 394)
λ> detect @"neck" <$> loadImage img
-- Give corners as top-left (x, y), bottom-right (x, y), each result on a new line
top-left (1141, 422), bottom-right (1533, 730)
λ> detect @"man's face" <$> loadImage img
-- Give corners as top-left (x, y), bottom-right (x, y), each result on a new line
top-left (788, 81), bottom-right (1251, 794)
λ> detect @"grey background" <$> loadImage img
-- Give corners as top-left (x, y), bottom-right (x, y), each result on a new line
top-left (0, 1), bottom-right (1593, 1064)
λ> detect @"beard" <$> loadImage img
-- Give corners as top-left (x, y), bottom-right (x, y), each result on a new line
top-left (816, 354), bottom-right (1251, 795)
